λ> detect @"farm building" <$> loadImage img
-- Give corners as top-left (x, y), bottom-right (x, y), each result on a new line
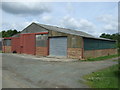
top-left (2, 22), bottom-right (117, 59)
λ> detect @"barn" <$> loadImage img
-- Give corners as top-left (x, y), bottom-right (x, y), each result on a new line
top-left (2, 22), bottom-right (117, 59)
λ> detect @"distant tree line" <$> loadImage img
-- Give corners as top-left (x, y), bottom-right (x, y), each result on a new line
top-left (0, 29), bottom-right (21, 38)
top-left (100, 33), bottom-right (120, 41)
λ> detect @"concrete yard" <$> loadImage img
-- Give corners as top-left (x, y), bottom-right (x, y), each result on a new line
top-left (2, 53), bottom-right (118, 88)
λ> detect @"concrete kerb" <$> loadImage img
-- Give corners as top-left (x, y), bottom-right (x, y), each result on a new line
top-left (7, 53), bottom-right (79, 62)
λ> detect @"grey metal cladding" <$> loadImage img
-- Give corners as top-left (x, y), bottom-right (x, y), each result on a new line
top-left (21, 23), bottom-right (48, 34)
top-left (71, 37), bottom-right (77, 48)
top-left (36, 34), bottom-right (48, 47)
top-left (4, 39), bottom-right (11, 46)
top-left (49, 37), bottom-right (67, 56)
top-left (0, 41), bottom-right (2, 50)
top-left (36, 40), bottom-right (47, 47)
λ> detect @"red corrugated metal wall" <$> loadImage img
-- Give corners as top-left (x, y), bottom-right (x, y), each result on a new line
top-left (20, 34), bottom-right (35, 55)
top-left (11, 37), bottom-right (20, 53)
top-left (11, 32), bottom-right (48, 55)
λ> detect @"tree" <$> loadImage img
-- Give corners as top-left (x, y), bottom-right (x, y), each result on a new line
top-left (100, 33), bottom-right (120, 40)
top-left (1, 29), bottom-right (21, 38)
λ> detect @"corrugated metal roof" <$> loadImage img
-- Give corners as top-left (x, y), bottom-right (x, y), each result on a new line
top-left (35, 23), bottom-right (115, 41)
top-left (12, 22), bottom-right (115, 41)
top-left (36, 23), bottom-right (94, 38)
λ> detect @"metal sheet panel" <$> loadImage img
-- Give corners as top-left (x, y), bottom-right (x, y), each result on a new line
top-left (36, 34), bottom-right (48, 47)
top-left (84, 38), bottom-right (116, 50)
top-left (4, 39), bottom-right (11, 46)
top-left (11, 37), bottom-right (20, 53)
top-left (0, 41), bottom-right (2, 50)
top-left (21, 34), bottom-right (35, 55)
top-left (49, 37), bottom-right (67, 56)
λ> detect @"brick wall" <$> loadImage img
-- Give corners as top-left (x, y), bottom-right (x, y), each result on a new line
top-left (36, 47), bottom-right (48, 56)
top-left (67, 48), bottom-right (82, 59)
top-left (84, 48), bottom-right (118, 59)
top-left (2, 46), bottom-right (11, 53)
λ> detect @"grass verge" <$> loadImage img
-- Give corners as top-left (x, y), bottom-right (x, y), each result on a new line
top-left (85, 54), bottom-right (120, 61)
top-left (83, 64), bottom-right (119, 88)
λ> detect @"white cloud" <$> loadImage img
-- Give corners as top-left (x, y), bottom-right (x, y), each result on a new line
top-left (97, 14), bottom-right (118, 33)
top-left (2, 2), bottom-right (51, 16)
top-left (41, 15), bottom-right (52, 22)
top-left (79, 19), bottom-right (96, 30)
top-left (60, 15), bottom-right (96, 34)
top-left (104, 24), bottom-right (116, 31)
top-left (97, 15), bottom-right (114, 23)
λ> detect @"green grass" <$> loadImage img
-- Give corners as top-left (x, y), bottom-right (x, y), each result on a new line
top-left (85, 54), bottom-right (120, 61)
top-left (83, 64), bottom-right (119, 88)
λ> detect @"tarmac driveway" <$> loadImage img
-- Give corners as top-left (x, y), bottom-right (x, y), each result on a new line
top-left (2, 53), bottom-right (118, 88)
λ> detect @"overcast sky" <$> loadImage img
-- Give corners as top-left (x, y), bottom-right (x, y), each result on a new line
top-left (0, 1), bottom-right (118, 37)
